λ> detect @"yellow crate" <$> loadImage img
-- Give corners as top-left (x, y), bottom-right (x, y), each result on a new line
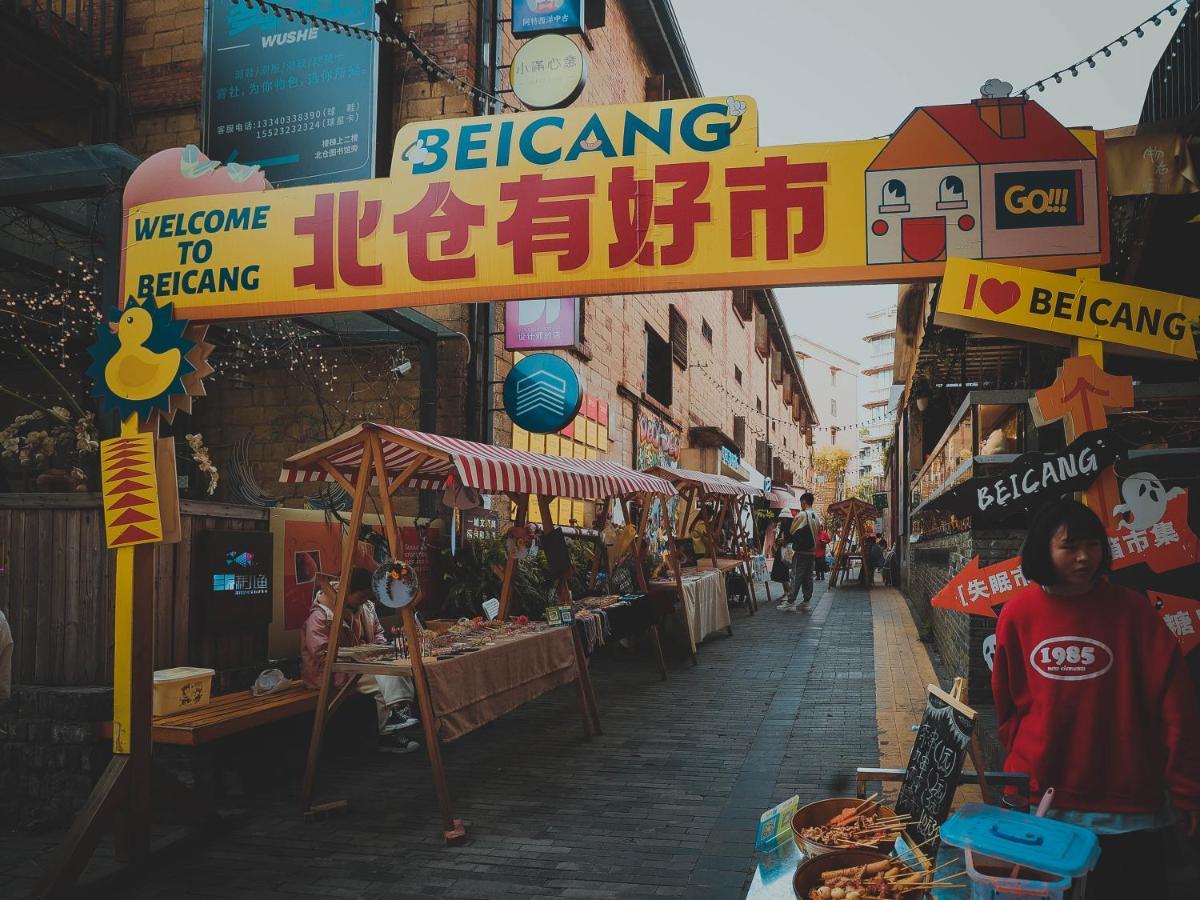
top-left (152, 666), bottom-right (215, 717)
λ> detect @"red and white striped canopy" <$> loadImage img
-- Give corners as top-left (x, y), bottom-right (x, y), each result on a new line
top-left (767, 485), bottom-right (805, 516)
top-left (643, 465), bottom-right (763, 498)
top-left (280, 424), bottom-right (678, 500)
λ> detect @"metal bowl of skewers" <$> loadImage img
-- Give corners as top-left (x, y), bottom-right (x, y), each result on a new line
top-left (790, 794), bottom-right (904, 858)
top-left (792, 848), bottom-right (931, 899)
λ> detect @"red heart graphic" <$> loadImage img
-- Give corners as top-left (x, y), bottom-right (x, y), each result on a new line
top-left (979, 278), bottom-right (1021, 315)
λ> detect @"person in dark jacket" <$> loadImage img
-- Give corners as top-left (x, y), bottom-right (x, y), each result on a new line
top-left (778, 493), bottom-right (820, 612)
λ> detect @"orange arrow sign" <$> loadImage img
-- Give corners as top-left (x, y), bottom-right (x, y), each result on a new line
top-left (1029, 355), bottom-right (1133, 529)
top-left (1148, 590), bottom-right (1200, 657)
top-left (931, 555), bottom-right (1028, 618)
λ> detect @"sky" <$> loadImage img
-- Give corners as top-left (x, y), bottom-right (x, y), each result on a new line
top-left (671, 0), bottom-right (1179, 365)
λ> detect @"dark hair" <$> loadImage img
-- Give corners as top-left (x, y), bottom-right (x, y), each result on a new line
top-left (1019, 499), bottom-right (1111, 586)
top-left (348, 567), bottom-right (373, 594)
top-left (800, 492), bottom-right (815, 505)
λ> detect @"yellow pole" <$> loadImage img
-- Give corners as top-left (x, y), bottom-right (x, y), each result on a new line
top-left (110, 413), bottom-right (140, 754)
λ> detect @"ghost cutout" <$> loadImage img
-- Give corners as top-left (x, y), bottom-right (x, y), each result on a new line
top-left (1112, 472), bottom-right (1186, 531)
top-left (982, 634), bottom-right (997, 673)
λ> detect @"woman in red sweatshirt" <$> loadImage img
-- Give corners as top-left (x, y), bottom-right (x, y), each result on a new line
top-left (992, 499), bottom-right (1200, 897)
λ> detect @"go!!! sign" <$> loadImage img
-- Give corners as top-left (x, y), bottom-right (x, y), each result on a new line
top-left (121, 95), bottom-right (1109, 322)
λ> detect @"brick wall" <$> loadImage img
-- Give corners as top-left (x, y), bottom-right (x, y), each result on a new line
top-left (905, 527), bottom-right (1024, 706)
top-left (0, 687), bottom-right (113, 829)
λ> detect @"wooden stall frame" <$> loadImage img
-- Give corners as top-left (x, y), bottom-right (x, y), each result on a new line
top-left (297, 427), bottom-right (628, 844)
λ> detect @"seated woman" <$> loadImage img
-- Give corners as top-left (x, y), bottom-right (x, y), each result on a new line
top-left (302, 568), bottom-right (420, 753)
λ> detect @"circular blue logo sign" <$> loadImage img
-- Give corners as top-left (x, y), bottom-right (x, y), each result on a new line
top-left (503, 353), bottom-right (582, 434)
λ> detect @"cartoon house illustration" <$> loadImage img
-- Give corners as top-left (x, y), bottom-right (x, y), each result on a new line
top-left (865, 97), bottom-right (1102, 265)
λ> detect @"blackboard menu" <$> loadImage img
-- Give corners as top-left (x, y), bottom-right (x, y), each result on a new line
top-left (894, 685), bottom-right (977, 847)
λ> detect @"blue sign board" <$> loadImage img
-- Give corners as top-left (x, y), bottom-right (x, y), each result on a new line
top-left (512, 0), bottom-right (584, 37)
top-left (202, 0), bottom-right (377, 187)
top-left (504, 353), bottom-right (583, 434)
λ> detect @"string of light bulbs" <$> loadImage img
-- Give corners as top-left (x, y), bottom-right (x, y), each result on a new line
top-left (230, 0), bottom-right (522, 113)
top-left (1019, 0), bottom-right (1191, 96)
top-left (686, 362), bottom-right (811, 472)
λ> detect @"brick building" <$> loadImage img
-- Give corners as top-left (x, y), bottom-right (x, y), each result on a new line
top-left (1, 0), bottom-right (814, 516)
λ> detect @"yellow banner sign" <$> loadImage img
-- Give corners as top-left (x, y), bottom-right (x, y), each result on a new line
top-left (936, 257), bottom-right (1199, 359)
top-left (100, 434), bottom-right (164, 549)
top-left (122, 95), bottom-right (1107, 320)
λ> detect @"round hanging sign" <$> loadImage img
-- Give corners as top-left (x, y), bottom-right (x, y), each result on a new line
top-left (503, 352), bottom-right (583, 434)
top-left (372, 560), bottom-right (419, 610)
top-left (510, 33), bottom-right (588, 110)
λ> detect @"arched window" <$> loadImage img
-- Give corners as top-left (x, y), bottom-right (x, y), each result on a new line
top-left (936, 175), bottom-right (968, 210)
top-left (879, 178), bottom-right (910, 213)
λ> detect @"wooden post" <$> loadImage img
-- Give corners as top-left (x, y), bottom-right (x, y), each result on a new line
top-left (628, 494), bottom-right (667, 679)
top-left (496, 494), bottom-right (529, 621)
top-left (367, 435), bottom-right (464, 843)
top-left (300, 443), bottom-right (374, 812)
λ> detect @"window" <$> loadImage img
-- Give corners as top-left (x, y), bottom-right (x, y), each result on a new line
top-left (879, 178), bottom-right (910, 213)
top-left (645, 325), bottom-right (673, 406)
top-left (937, 175), bottom-right (967, 210)
top-left (754, 309), bottom-right (769, 357)
top-left (732, 288), bottom-right (753, 323)
top-left (830, 367), bottom-right (838, 386)
top-left (831, 397), bottom-right (838, 417)
top-left (701, 318), bottom-right (713, 344)
top-left (734, 366), bottom-right (743, 385)
top-left (668, 305), bottom-right (687, 368)
top-left (756, 398), bottom-right (763, 413)
top-left (733, 416), bottom-right (746, 450)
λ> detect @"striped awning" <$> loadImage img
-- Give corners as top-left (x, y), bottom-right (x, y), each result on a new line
top-left (280, 424), bottom-right (678, 500)
top-left (643, 465), bottom-right (763, 498)
top-left (767, 485), bottom-right (800, 510)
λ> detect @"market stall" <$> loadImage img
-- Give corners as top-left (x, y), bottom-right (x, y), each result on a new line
top-left (281, 423), bottom-right (678, 843)
top-left (639, 467), bottom-right (764, 660)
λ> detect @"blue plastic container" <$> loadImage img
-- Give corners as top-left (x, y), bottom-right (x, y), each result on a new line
top-left (939, 804), bottom-right (1099, 900)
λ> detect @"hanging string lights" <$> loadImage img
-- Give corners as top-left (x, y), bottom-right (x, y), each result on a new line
top-left (1020, 0), bottom-right (1191, 96)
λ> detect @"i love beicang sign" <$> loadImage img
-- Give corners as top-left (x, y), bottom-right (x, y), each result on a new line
top-left (935, 257), bottom-right (1199, 360)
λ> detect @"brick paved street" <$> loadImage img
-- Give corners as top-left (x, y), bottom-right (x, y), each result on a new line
top-left (1, 581), bottom-right (880, 899)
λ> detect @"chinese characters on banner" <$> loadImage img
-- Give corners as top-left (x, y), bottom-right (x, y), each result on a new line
top-left (203, 0), bottom-right (377, 186)
top-left (125, 95), bottom-right (1107, 320)
top-left (931, 555), bottom-right (1027, 619)
top-left (512, 0), bottom-right (584, 36)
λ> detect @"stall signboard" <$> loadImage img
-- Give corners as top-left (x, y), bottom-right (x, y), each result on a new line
top-left (202, 0), bottom-right (377, 187)
top-left (505, 298), bottom-right (580, 349)
top-left (917, 430), bottom-right (1123, 523)
top-left (512, 0), bottom-right (584, 36)
top-left (510, 33), bottom-right (588, 109)
top-left (198, 529), bottom-right (273, 628)
top-left (124, 94), bottom-right (1107, 321)
top-left (936, 257), bottom-right (1199, 359)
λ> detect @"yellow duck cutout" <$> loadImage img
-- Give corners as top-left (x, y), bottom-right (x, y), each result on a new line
top-left (105, 304), bottom-right (182, 401)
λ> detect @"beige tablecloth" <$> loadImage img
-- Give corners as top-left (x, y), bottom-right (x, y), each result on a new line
top-left (677, 570), bottom-right (731, 653)
top-left (425, 627), bottom-right (578, 742)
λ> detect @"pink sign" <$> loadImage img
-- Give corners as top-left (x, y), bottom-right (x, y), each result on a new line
top-left (505, 298), bottom-right (579, 350)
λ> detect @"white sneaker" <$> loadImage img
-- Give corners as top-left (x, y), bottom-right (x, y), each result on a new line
top-left (776, 601), bottom-right (794, 611)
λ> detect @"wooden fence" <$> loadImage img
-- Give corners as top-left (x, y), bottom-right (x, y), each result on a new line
top-left (0, 494), bottom-right (269, 687)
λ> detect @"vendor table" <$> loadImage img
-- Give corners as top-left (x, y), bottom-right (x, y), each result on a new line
top-left (649, 569), bottom-right (732, 655)
top-left (572, 593), bottom-right (667, 678)
top-left (335, 626), bottom-right (586, 743)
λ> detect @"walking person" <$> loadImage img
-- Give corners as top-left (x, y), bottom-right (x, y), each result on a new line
top-left (778, 493), bottom-right (820, 612)
top-left (992, 500), bottom-right (1200, 899)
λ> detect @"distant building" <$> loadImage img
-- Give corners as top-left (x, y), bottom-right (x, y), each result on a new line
top-left (793, 336), bottom-right (858, 508)
top-left (860, 306), bottom-right (897, 486)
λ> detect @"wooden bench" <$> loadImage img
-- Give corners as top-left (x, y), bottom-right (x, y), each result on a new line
top-left (101, 680), bottom-right (318, 746)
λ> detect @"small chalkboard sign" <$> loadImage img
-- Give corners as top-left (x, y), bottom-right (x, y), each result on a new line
top-left (894, 684), bottom-right (977, 847)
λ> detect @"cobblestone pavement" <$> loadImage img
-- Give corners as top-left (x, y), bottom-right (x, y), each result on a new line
top-left (1, 580), bottom-right (880, 900)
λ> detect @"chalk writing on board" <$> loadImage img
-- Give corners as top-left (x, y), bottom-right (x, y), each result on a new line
top-left (894, 685), bottom-right (976, 847)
